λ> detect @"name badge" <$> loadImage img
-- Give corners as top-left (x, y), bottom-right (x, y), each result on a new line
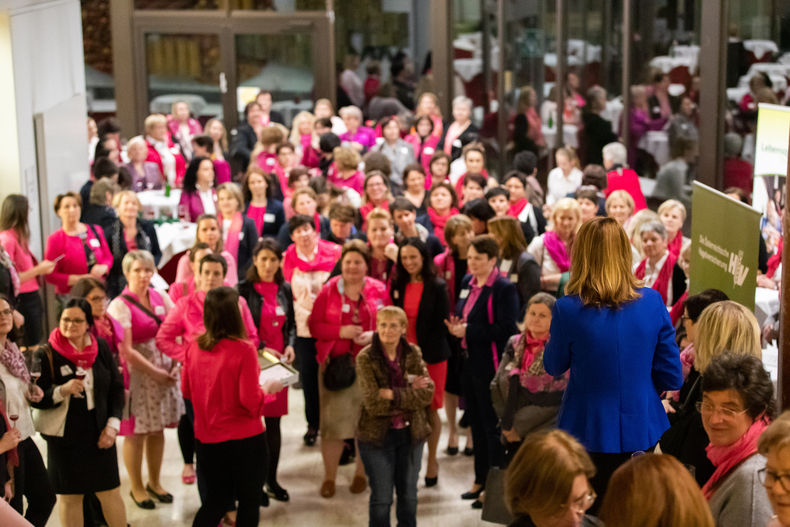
top-left (500, 259), bottom-right (512, 273)
top-left (424, 147), bottom-right (435, 155)
top-left (452, 139), bottom-right (462, 148)
top-left (275, 306), bottom-right (285, 316)
top-left (154, 305), bottom-right (165, 315)
top-left (264, 213), bottom-right (275, 222)
top-left (459, 289), bottom-right (470, 299)
top-left (400, 147), bottom-right (409, 155)
top-left (266, 158), bottom-right (275, 166)
top-left (445, 271), bottom-right (452, 280)
top-left (510, 274), bottom-right (519, 283)
top-left (238, 232), bottom-right (244, 240)
top-left (60, 365), bottom-right (73, 376)
top-left (89, 238), bottom-right (100, 248)
top-left (393, 290), bottom-right (399, 299)
top-left (342, 304), bottom-right (351, 313)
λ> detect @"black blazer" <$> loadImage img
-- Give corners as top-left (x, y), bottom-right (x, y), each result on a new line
top-left (276, 215), bottom-right (331, 249)
top-left (245, 199), bottom-right (285, 239)
top-left (235, 216), bottom-right (261, 283)
top-left (437, 122), bottom-right (480, 162)
top-left (32, 337), bottom-right (124, 439)
top-left (82, 204), bottom-right (117, 235)
top-left (516, 205), bottom-right (547, 246)
top-left (237, 280), bottom-right (296, 350)
top-left (454, 274), bottom-right (520, 377)
top-left (105, 218), bottom-right (162, 298)
top-left (390, 277), bottom-right (451, 364)
top-left (581, 111), bottom-right (618, 165)
top-left (500, 252), bottom-right (541, 316)
top-left (229, 123), bottom-right (258, 176)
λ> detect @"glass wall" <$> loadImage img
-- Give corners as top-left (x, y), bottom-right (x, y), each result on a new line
top-left (82, 0), bottom-right (115, 116)
top-left (230, 0), bottom-right (325, 10)
top-left (134, 0), bottom-right (219, 8)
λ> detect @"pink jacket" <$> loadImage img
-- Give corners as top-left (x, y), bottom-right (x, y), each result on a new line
top-left (175, 250), bottom-right (238, 287)
top-left (44, 226), bottom-right (113, 295)
top-left (307, 275), bottom-right (390, 364)
top-left (404, 133), bottom-right (440, 174)
top-left (0, 229), bottom-right (37, 293)
top-left (155, 289), bottom-right (258, 363)
top-left (328, 170), bottom-right (365, 195)
top-left (178, 188), bottom-right (217, 223)
top-left (167, 117), bottom-right (202, 139)
top-left (213, 159), bottom-right (232, 185)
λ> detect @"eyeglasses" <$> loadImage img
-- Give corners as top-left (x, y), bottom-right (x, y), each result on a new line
top-left (567, 489), bottom-right (597, 513)
top-left (696, 401), bottom-right (749, 420)
top-left (759, 468), bottom-right (790, 493)
top-left (0, 309), bottom-right (13, 317)
top-left (61, 318), bottom-right (86, 325)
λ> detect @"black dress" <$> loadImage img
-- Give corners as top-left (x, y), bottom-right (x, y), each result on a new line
top-left (32, 338), bottom-right (124, 494)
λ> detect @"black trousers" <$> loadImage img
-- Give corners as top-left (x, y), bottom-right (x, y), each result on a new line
top-left (16, 291), bottom-right (44, 347)
top-left (193, 433), bottom-right (267, 527)
top-left (294, 337), bottom-right (320, 431)
top-left (461, 359), bottom-right (503, 486)
top-left (10, 437), bottom-right (55, 526)
top-left (588, 448), bottom-right (653, 514)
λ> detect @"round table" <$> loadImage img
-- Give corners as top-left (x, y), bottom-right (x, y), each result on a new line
top-left (155, 221), bottom-right (196, 269)
top-left (137, 189), bottom-right (182, 221)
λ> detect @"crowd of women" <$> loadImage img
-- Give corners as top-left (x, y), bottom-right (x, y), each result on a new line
top-left (0, 86), bottom-right (784, 527)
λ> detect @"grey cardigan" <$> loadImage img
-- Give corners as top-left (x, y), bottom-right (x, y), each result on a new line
top-left (709, 454), bottom-right (773, 527)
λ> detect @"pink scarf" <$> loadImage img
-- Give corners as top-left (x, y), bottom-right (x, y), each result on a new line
top-left (702, 418), bottom-right (769, 500)
top-left (507, 332), bottom-right (561, 392)
top-left (428, 207), bottom-right (459, 246)
top-left (0, 339), bottom-right (29, 384)
top-left (48, 327), bottom-right (98, 369)
top-left (543, 231), bottom-right (571, 272)
top-left (219, 211), bottom-right (244, 262)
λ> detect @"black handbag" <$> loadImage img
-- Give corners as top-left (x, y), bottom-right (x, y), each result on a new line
top-left (323, 352), bottom-right (356, 391)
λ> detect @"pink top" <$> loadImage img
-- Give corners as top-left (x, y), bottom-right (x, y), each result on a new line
top-left (328, 169), bottom-right (365, 195)
top-left (119, 287), bottom-right (168, 342)
top-left (183, 338), bottom-right (267, 443)
top-left (155, 289), bottom-right (258, 363)
top-left (175, 249), bottom-right (238, 287)
top-left (0, 229), bottom-right (38, 293)
top-left (44, 226), bottom-right (113, 295)
top-left (246, 204), bottom-right (267, 235)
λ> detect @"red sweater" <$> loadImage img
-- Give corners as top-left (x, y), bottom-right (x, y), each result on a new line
top-left (182, 338), bottom-right (267, 443)
top-left (604, 168), bottom-right (647, 212)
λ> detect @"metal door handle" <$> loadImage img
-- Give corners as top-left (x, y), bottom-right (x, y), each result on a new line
top-left (219, 72), bottom-right (228, 94)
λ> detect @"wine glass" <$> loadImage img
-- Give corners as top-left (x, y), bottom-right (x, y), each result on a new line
top-left (28, 354), bottom-right (41, 397)
top-left (177, 204), bottom-right (189, 225)
top-left (74, 360), bottom-right (88, 399)
top-left (7, 401), bottom-right (18, 428)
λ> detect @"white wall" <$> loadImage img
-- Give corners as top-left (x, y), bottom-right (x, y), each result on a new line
top-left (1, 0), bottom-right (87, 256)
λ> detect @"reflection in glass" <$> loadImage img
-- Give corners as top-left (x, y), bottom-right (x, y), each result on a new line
top-left (145, 34), bottom-right (222, 120)
top-left (235, 33), bottom-right (314, 127)
top-left (135, 0), bottom-right (218, 8)
top-left (83, 0), bottom-right (115, 112)
top-left (230, 0), bottom-right (325, 10)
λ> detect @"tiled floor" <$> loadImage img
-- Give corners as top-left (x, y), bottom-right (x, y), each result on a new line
top-left (37, 390), bottom-right (494, 526)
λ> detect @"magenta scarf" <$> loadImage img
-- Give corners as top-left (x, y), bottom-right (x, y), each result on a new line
top-left (219, 211), bottom-right (244, 262)
top-left (48, 327), bottom-right (98, 369)
top-left (0, 339), bottom-right (29, 384)
top-left (702, 418), bottom-right (769, 500)
top-left (543, 231), bottom-right (571, 272)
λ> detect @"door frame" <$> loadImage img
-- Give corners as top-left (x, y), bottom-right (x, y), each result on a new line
top-left (117, 5), bottom-right (334, 134)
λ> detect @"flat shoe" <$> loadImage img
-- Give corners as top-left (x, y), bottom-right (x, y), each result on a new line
top-left (266, 484), bottom-right (290, 502)
top-left (146, 484), bottom-right (173, 503)
top-left (446, 446), bottom-right (459, 456)
top-left (350, 475), bottom-right (367, 494)
top-left (425, 476), bottom-right (438, 487)
top-left (461, 488), bottom-right (483, 500)
top-left (304, 428), bottom-right (318, 447)
top-left (471, 498), bottom-right (483, 509)
top-left (130, 491), bottom-right (155, 510)
top-left (463, 447), bottom-right (474, 456)
top-left (320, 480), bottom-right (335, 498)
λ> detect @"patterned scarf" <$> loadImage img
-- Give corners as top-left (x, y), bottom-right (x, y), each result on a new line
top-left (0, 248), bottom-right (20, 297)
top-left (0, 339), bottom-right (29, 384)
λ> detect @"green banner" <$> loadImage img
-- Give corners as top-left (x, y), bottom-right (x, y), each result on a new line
top-left (689, 182), bottom-right (760, 311)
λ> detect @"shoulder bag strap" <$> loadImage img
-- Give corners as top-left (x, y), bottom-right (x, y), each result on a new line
top-left (120, 294), bottom-right (162, 326)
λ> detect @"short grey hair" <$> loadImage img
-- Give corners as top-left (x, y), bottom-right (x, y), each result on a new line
top-left (452, 95), bottom-right (473, 111)
top-left (338, 105), bottom-right (363, 120)
top-left (724, 133), bottom-right (743, 158)
top-left (639, 220), bottom-right (668, 240)
top-left (602, 142), bottom-right (627, 166)
top-left (122, 250), bottom-right (156, 276)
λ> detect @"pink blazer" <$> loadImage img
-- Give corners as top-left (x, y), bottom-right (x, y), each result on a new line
top-left (174, 250), bottom-right (237, 287)
top-left (155, 290), bottom-right (258, 362)
top-left (0, 229), bottom-right (38, 293)
top-left (178, 189), bottom-right (217, 223)
top-left (44, 226), bottom-right (113, 295)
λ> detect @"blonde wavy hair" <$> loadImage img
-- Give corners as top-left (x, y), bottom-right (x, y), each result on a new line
top-left (564, 217), bottom-right (642, 307)
top-left (694, 300), bottom-right (761, 372)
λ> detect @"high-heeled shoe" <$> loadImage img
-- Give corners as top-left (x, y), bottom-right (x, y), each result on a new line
top-left (266, 483), bottom-right (290, 502)
top-left (463, 446), bottom-right (474, 456)
top-left (425, 475), bottom-right (438, 487)
top-left (461, 487), bottom-right (483, 500)
top-left (445, 445), bottom-right (459, 456)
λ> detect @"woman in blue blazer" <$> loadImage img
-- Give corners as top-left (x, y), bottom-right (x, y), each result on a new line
top-left (445, 235), bottom-right (519, 508)
top-left (543, 217), bottom-right (683, 505)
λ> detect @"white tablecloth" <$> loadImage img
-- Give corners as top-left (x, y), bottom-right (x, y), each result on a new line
top-left (542, 124), bottom-right (579, 148)
top-left (543, 53), bottom-right (584, 68)
top-left (649, 55), bottom-right (695, 74)
top-left (744, 39), bottom-right (779, 60)
top-left (755, 286), bottom-right (780, 328)
top-left (155, 221), bottom-right (196, 269)
top-left (638, 130), bottom-right (670, 166)
top-left (138, 189), bottom-right (182, 220)
top-left (738, 72), bottom-right (788, 93)
top-left (673, 45), bottom-right (700, 71)
top-left (746, 62), bottom-right (790, 79)
top-left (779, 53), bottom-right (790, 66)
top-left (567, 39), bottom-right (602, 63)
top-left (727, 86), bottom-right (749, 105)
